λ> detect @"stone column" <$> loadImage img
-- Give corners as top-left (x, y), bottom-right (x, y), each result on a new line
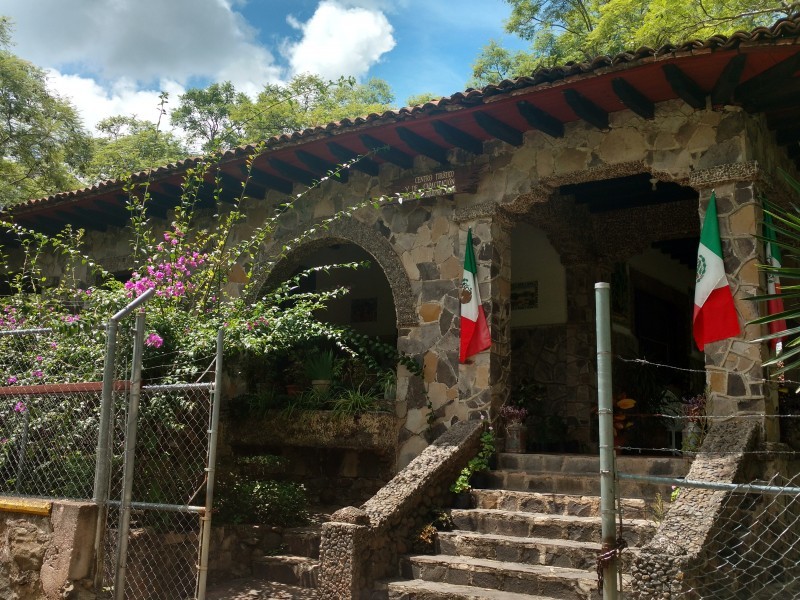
top-left (690, 162), bottom-right (767, 421)
top-left (489, 217), bottom-right (512, 418)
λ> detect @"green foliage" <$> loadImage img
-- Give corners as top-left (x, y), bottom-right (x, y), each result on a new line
top-left (214, 476), bottom-right (310, 526)
top-left (450, 424), bottom-right (496, 493)
top-left (170, 81), bottom-right (247, 153)
top-left (304, 349), bottom-right (343, 381)
top-left (233, 74), bottom-right (394, 143)
top-left (471, 0), bottom-right (791, 85)
top-left (405, 92), bottom-right (441, 107)
top-left (86, 109), bottom-right (189, 182)
top-left (0, 22), bottom-right (91, 205)
top-left (331, 384), bottom-right (382, 417)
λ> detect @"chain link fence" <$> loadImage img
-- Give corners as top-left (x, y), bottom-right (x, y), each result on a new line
top-left (680, 473), bottom-right (800, 599)
top-left (0, 299), bottom-right (223, 600)
top-left (0, 327), bottom-right (109, 499)
top-left (102, 383), bottom-right (215, 600)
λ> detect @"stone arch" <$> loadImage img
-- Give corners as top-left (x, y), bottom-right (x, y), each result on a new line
top-left (250, 219), bottom-right (417, 328)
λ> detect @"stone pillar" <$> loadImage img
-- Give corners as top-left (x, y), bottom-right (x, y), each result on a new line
top-left (690, 163), bottom-right (767, 421)
top-left (489, 218), bottom-right (512, 418)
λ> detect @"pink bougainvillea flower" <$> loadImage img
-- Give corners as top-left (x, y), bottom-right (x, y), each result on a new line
top-left (145, 333), bottom-right (164, 348)
top-left (6, 376), bottom-right (17, 385)
top-left (32, 370), bottom-right (43, 378)
top-left (14, 401), bottom-right (26, 413)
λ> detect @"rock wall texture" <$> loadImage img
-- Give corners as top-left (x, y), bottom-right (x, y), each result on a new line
top-left (0, 500), bottom-right (97, 600)
top-left (317, 419), bottom-right (482, 599)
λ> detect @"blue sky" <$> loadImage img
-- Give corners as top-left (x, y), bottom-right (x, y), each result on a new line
top-left (1, 0), bottom-right (528, 133)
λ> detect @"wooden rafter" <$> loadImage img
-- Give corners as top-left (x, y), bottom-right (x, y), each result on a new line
top-left (431, 120), bottom-right (483, 155)
top-left (736, 53), bottom-right (800, 105)
top-left (563, 89), bottom-right (609, 130)
top-left (296, 150), bottom-right (348, 184)
top-left (516, 100), bottom-right (564, 138)
top-left (327, 142), bottom-right (380, 176)
top-left (268, 158), bottom-right (317, 187)
top-left (740, 79), bottom-right (800, 113)
top-left (611, 78), bottom-right (654, 119)
top-left (472, 111), bottom-right (524, 146)
top-left (56, 209), bottom-right (108, 232)
top-left (662, 64), bottom-right (706, 109)
top-left (360, 134), bottom-right (414, 169)
top-left (247, 166), bottom-right (294, 195)
top-left (396, 126), bottom-right (449, 164)
top-left (711, 54), bottom-right (747, 106)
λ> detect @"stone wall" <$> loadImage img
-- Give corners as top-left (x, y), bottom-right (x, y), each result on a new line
top-left (0, 499), bottom-right (97, 600)
top-left (317, 419), bottom-right (482, 599)
top-left (28, 100), bottom-right (779, 470)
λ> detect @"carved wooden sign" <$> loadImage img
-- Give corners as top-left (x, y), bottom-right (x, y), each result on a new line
top-left (390, 166), bottom-right (479, 200)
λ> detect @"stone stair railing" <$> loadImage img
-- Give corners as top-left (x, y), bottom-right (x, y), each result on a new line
top-left (318, 420), bottom-right (483, 600)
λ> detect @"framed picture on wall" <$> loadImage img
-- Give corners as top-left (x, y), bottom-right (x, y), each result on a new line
top-left (351, 298), bottom-right (378, 323)
top-left (511, 280), bottom-right (539, 310)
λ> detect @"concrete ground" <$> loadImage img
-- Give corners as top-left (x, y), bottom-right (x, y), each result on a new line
top-left (206, 578), bottom-right (318, 599)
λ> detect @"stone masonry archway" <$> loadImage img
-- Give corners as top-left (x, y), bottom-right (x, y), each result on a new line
top-left (251, 219), bottom-right (417, 329)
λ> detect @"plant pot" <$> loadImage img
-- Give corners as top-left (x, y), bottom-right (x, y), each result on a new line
top-left (453, 491), bottom-right (472, 509)
top-left (285, 383), bottom-right (303, 396)
top-left (505, 423), bottom-right (528, 453)
top-left (311, 379), bottom-right (331, 393)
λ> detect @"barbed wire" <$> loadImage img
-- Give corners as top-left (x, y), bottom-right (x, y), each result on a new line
top-left (616, 355), bottom-right (800, 390)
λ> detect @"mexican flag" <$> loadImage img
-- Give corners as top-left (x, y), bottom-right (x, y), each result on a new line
top-left (693, 192), bottom-right (741, 351)
top-left (459, 228), bottom-right (491, 363)
top-left (764, 213), bottom-right (786, 353)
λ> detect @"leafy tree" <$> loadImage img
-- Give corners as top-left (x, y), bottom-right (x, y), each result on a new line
top-left (85, 113), bottom-right (189, 183)
top-left (170, 81), bottom-right (247, 153)
top-left (234, 74), bottom-right (395, 143)
top-left (405, 92), bottom-right (442, 107)
top-left (0, 18), bottom-right (91, 206)
top-left (471, 0), bottom-right (793, 85)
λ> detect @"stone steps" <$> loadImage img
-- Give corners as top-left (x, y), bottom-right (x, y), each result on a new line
top-left (450, 508), bottom-right (655, 546)
top-left (252, 554), bottom-right (320, 588)
top-left (386, 579), bottom-right (561, 599)
top-left (437, 530), bottom-right (637, 571)
top-left (400, 554), bottom-right (604, 599)
top-left (381, 452), bottom-right (673, 599)
top-left (472, 489), bottom-right (650, 519)
top-left (490, 453), bottom-right (688, 499)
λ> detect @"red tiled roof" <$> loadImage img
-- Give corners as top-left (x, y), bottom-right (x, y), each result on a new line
top-left (12, 13), bottom-right (800, 220)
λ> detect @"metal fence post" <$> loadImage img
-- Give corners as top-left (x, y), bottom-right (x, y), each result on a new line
top-left (113, 309), bottom-right (146, 600)
top-left (196, 328), bottom-right (223, 600)
top-left (93, 287), bottom-right (155, 591)
top-left (596, 282), bottom-right (619, 600)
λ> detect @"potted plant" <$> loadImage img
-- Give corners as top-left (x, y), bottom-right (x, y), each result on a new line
top-left (305, 349), bottom-right (341, 393)
top-left (501, 405), bottom-right (528, 453)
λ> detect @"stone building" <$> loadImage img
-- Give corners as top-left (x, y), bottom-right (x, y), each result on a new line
top-left (8, 15), bottom-right (800, 473)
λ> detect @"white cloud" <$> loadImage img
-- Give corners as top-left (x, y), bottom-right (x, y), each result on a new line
top-left (45, 71), bottom-right (186, 134)
top-left (4, 0), bottom-right (281, 89)
top-left (284, 1), bottom-right (396, 80)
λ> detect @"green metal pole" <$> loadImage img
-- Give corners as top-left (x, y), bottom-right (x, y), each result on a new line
top-left (196, 328), bottom-right (223, 600)
top-left (595, 282), bottom-right (619, 600)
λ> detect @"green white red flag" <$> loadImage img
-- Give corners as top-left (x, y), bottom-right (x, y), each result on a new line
top-left (693, 192), bottom-right (741, 351)
top-left (764, 214), bottom-right (786, 353)
top-left (459, 228), bottom-right (491, 363)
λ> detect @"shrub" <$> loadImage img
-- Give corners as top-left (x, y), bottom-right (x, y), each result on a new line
top-left (215, 476), bottom-right (309, 527)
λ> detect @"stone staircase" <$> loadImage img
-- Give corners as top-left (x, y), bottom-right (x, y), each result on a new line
top-left (206, 512), bottom-right (330, 599)
top-left (385, 452), bottom-right (690, 599)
